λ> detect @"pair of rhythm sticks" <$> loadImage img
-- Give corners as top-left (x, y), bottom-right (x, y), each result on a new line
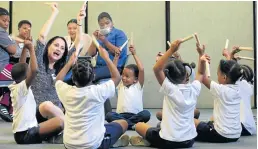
top-left (166, 33), bottom-right (211, 77)
top-left (224, 39), bottom-right (254, 61)
top-left (167, 34), bottom-right (254, 77)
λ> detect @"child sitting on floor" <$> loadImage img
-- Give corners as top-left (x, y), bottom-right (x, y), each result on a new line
top-left (9, 40), bottom-right (63, 144)
top-left (155, 51), bottom-right (200, 123)
top-left (105, 44), bottom-right (151, 130)
top-left (194, 43), bottom-right (243, 143)
top-left (129, 39), bottom-right (206, 148)
top-left (55, 45), bottom-right (130, 148)
top-left (222, 46), bottom-right (256, 136)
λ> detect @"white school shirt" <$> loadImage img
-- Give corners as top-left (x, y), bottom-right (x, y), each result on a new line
top-left (55, 80), bottom-right (115, 149)
top-left (210, 81), bottom-right (242, 138)
top-left (159, 78), bottom-right (201, 142)
top-left (8, 80), bottom-right (37, 133)
top-left (116, 81), bottom-right (143, 114)
top-left (237, 80), bottom-right (256, 135)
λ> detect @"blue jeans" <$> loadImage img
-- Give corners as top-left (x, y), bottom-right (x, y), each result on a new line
top-left (65, 122), bottom-right (124, 149)
top-left (105, 110), bottom-right (151, 130)
top-left (98, 122), bottom-right (124, 149)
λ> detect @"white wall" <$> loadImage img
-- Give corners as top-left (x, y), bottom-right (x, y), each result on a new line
top-left (170, 1), bottom-right (254, 108)
top-left (0, 1), bottom-right (255, 108)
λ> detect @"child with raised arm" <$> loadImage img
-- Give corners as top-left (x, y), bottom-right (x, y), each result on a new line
top-left (194, 43), bottom-right (243, 143)
top-left (106, 45), bottom-right (151, 130)
top-left (9, 40), bottom-right (63, 144)
top-left (222, 46), bottom-right (256, 136)
top-left (130, 39), bottom-right (206, 148)
top-left (155, 51), bottom-right (200, 122)
top-left (55, 45), bottom-right (130, 148)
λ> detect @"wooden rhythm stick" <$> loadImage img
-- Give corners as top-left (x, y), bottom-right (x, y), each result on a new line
top-left (205, 62), bottom-right (211, 77)
top-left (45, 2), bottom-right (57, 6)
top-left (81, 1), bottom-right (87, 10)
top-left (120, 39), bottom-right (130, 51)
top-left (194, 33), bottom-right (201, 45)
top-left (167, 41), bottom-right (171, 47)
top-left (91, 35), bottom-right (100, 50)
top-left (194, 33), bottom-right (210, 77)
top-left (238, 47), bottom-right (253, 51)
top-left (225, 39), bottom-right (229, 49)
top-left (181, 35), bottom-right (194, 43)
top-left (130, 32), bottom-right (134, 45)
top-left (236, 56), bottom-right (254, 61)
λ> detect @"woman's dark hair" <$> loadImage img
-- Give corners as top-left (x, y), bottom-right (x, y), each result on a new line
top-left (18, 20), bottom-right (31, 29)
top-left (72, 59), bottom-right (94, 87)
top-left (164, 59), bottom-right (192, 84)
top-left (67, 19), bottom-right (77, 26)
top-left (219, 59), bottom-right (243, 84)
top-left (240, 64), bottom-right (254, 84)
top-left (0, 7), bottom-right (9, 16)
top-left (43, 36), bottom-right (68, 75)
top-left (125, 64), bottom-right (139, 78)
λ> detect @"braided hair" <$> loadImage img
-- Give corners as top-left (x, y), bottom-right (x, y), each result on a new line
top-left (240, 64), bottom-right (254, 84)
top-left (72, 59), bottom-right (94, 87)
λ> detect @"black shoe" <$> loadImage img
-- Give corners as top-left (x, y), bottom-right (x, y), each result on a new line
top-left (0, 104), bottom-right (12, 122)
top-left (9, 113), bottom-right (13, 119)
top-left (46, 132), bottom-right (63, 144)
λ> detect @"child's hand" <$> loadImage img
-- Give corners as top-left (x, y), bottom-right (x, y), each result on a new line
top-left (129, 45), bottom-right (136, 55)
top-left (231, 46), bottom-right (241, 55)
top-left (196, 43), bottom-right (205, 55)
top-left (232, 54), bottom-right (242, 61)
top-left (170, 39), bottom-right (182, 52)
top-left (172, 52), bottom-right (181, 60)
top-left (99, 46), bottom-right (109, 60)
top-left (200, 54), bottom-right (211, 64)
top-left (222, 48), bottom-right (230, 57)
top-left (77, 4), bottom-right (86, 21)
top-left (45, 2), bottom-right (59, 13)
top-left (24, 40), bottom-right (33, 50)
top-left (156, 52), bottom-right (163, 62)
